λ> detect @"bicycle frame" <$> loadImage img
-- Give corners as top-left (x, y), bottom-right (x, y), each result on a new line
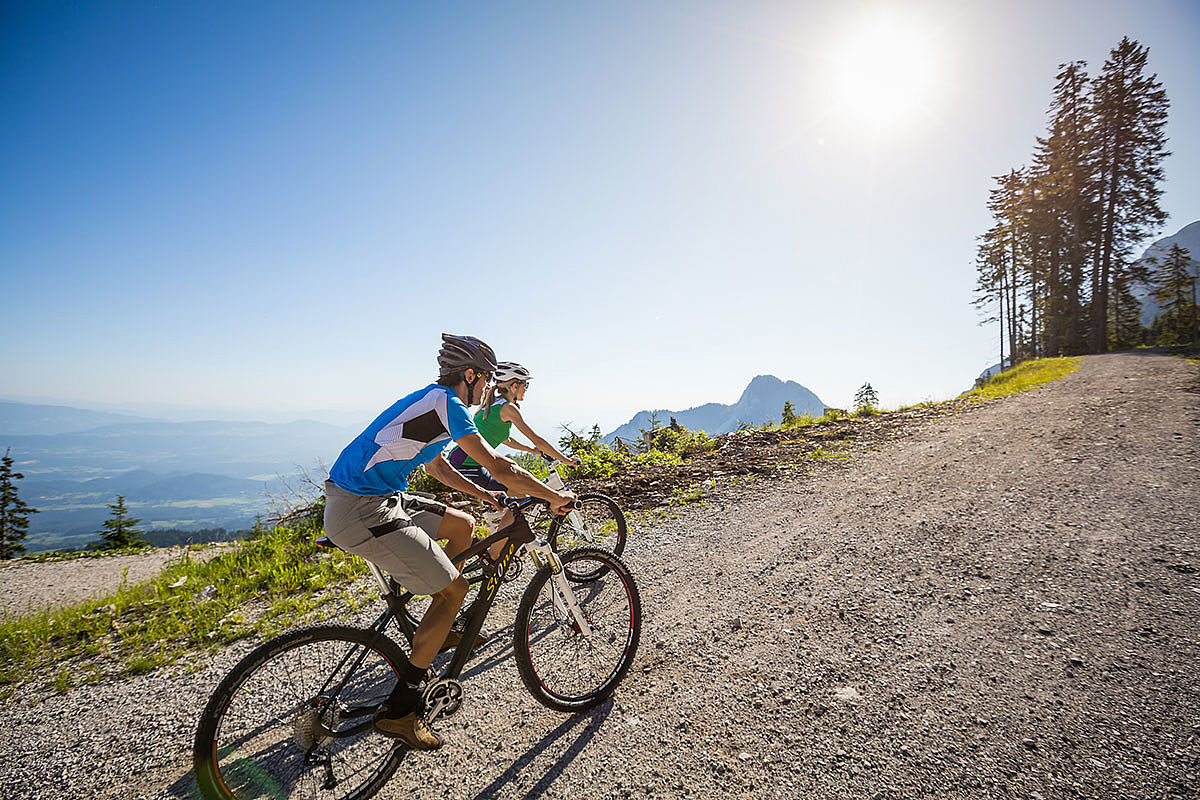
top-left (315, 499), bottom-right (589, 737)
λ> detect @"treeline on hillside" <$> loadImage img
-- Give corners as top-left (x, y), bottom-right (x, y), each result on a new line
top-left (62, 526), bottom-right (254, 553)
top-left (973, 36), bottom-right (1197, 362)
top-left (137, 527), bottom-right (255, 548)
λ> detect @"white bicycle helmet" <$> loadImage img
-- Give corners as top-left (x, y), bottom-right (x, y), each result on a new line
top-left (494, 361), bottom-right (532, 383)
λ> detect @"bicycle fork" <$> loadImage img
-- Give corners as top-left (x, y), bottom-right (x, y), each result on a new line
top-left (522, 542), bottom-right (592, 636)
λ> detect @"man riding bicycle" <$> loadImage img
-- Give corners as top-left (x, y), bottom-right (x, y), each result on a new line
top-left (324, 334), bottom-right (574, 750)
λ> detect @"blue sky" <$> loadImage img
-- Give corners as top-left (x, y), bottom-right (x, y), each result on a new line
top-left (3, 0), bottom-right (1199, 437)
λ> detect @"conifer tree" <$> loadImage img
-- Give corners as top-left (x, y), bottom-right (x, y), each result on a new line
top-left (1153, 244), bottom-right (1199, 344)
top-left (854, 383), bottom-right (879, 412)
top-left (1033, 60), bottom-right (1097, 354)
top-left (781, 401), bottom-right (797, 426)
top-left (0, 449), bottom-right (38, 559)
top-left (971, 38), bottom-right (1171, 360)
top-left (1108, 269), bottom-right (1147, 349)
top-left (1089, 37), bottom-right (1170, 351)
top-left (98, 495), bottom-right (147, 549)
top-left (980, 170), bottom-right (1032, 363)
top-left (973, 235), bottom-right (1008, 367)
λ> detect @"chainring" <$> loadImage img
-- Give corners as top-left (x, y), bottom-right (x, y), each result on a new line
top-left (422, 679), bottom-right (465, 720)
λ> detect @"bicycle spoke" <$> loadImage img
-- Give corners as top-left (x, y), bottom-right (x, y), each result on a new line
top-left (516, 548), bottom-right (640, 710)
top-left (200, 627), bottom-right (404, 799)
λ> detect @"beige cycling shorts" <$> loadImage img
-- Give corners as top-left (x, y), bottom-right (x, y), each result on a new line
top-left (323, 480), bottom-right (458, 595)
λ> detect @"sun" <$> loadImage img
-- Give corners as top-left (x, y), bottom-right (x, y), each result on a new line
top-left (829, 11), bottom-right (941, 129)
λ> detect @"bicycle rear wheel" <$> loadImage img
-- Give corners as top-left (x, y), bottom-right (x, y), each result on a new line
top-left (514, 547), bottom-right (641, 712)
top-left (549, 493), bottom-right (627, 582)
top-left (194, 624), bottom-right (407, 800)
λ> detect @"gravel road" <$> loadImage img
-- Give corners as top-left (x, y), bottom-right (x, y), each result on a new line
top-left (1, 351), bottom-right (1197, 799)
top-left (0, 546), bottom-right (227, 616)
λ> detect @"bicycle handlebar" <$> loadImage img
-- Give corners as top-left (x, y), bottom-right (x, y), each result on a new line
top-left (501, 495), bottom-right (581, 512)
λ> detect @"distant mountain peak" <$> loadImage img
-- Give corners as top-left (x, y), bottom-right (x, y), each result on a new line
top-left (604, 375), bottom-right (827, 443)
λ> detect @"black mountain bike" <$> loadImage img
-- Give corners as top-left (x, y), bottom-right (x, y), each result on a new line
top-left (193, 497), bottom-right (642, 800)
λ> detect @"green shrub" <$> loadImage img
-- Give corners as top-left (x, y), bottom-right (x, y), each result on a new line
top-left (633, 450), bottom-right (682, 469)
top-left (778, 413), bottom-right (822, 429)
top-left (647, 426), bottom-right (716, 458)
top-left (559, 425), bottom-right (628, 479)
top-left (405, 465), bottom-right (444, 494)
top-left (558, 420), bottom-right (715, 480)
top-left (511, 452), bottom-right (552, 480)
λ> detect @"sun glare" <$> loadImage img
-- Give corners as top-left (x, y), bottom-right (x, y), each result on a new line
top-left (830, 12), bottom-right (940, 130)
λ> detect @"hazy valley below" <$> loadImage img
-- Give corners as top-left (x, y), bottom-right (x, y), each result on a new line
top-left (1, 401), bottom-right (357, 551)
top-left (4, 376), bottom-right (829, 552)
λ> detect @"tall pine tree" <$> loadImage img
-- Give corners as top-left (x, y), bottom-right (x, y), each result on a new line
top-left (981, 169), bottom-right (1037, 363)
top-left (1090, 37), bottom-right (1170, 351)
top-left (0, 449), bottom-right (39, 559)
top-left (1033, 60), bottom-right (1096, 354)
top-left (974, 234), bottom-right (1008, 367)
top-left (971, 38), bottom-right (1171, 361)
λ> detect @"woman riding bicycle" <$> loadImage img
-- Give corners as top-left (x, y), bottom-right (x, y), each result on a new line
top-left (446, 361), bottom-right (578, 495)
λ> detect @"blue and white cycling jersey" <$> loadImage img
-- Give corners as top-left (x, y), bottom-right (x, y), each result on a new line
top-left (329, 384), bottom-right (478, 496)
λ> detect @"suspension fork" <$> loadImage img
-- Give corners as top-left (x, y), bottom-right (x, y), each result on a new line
top-left (522, 542), bottom-right (592, 636)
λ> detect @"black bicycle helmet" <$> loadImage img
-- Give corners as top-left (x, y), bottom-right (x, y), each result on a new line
top-left (437, 333), bottom-right (498, 377)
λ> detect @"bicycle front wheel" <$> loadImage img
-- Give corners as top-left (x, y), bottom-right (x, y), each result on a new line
top-left (514, 547), bottom-right (641, 712)
top-left (550, 493), bottom-right (627, 582)
top-left (194, 624), bottom-right (408, 800)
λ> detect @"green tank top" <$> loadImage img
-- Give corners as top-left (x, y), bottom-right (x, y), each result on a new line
top-left (461, 399), bottom-right (512, 466)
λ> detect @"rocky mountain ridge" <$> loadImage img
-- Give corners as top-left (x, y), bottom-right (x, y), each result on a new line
top-left (603, 374), bottom-right (827, 443)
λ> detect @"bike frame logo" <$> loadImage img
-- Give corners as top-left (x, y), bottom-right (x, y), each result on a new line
top-left (485, 545), bottom-right (514, 598)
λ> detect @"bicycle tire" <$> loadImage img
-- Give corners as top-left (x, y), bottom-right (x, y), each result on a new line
top-left (513, 547), bottom-right (641, 713)
top-left (194, 624), bottom-right (408, 800)
top-left (549, 493), bottom-right (627, 582)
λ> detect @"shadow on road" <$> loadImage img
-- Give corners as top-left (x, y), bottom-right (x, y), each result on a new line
top-left (1105, 345), bottom-right (1198, 358)
top-left (448, 621), bottom-right (517, 682)
top-left (165, 768), bottom-right (200, 799)
top-left (469, 698), bottom-right (614, 800)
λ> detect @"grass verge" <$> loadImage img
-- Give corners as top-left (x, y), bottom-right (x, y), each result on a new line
top-left (0, 524), bottom-right (370, 698)
top-left (963, 357), bottom-right (1082, 401)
